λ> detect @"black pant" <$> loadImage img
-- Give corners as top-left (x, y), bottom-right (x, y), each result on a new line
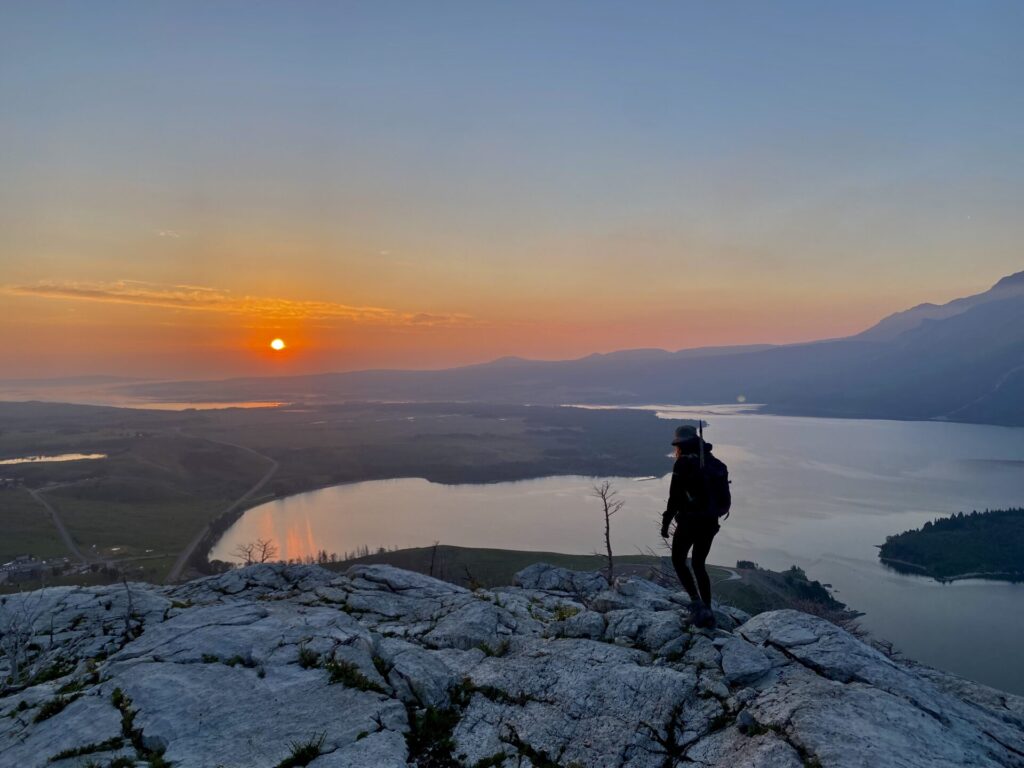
top-left (671, 516), bottom-right (720, 606)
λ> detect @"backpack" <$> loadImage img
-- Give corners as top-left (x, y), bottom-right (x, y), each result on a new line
top-left (700, 455), bottom-right (732, 519)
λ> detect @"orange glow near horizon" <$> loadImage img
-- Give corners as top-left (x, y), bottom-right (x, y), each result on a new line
top-left (0, 271), bottom-right (1010, 381)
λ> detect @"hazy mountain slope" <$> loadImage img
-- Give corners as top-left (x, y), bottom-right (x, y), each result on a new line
top-left (759, 294), bottom-right (1024, 422)
top-left (856, 270), bottom-right (1024, 341)
top-left (114, 273), bottom-right (1024, 425)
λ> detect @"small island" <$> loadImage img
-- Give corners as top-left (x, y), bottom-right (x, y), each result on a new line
top-left (879, 508), bottom-right (1024, 582)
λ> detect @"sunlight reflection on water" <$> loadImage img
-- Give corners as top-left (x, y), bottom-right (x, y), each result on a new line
top-left (0, 453), bottom-right (106, 465)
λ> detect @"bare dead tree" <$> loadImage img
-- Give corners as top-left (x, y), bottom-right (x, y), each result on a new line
top-left (121, 575), bottom-right (135, 644)
top-left (592, 481), bottom-right (624, 582)
top-left (233, 541), bottom-right (256, 565)
top-left (462, 564), bottom-right (483, 591)
top-left (0, 594), bottom-right (45, 690)
top-left (255, 538), bottom-right (278, 563)
top-left (633, 544), bottom-right (679, 589)
top-left (232, 538), bottom-right (278, 565)
top-left (429, 541), bottom-right (440, 578)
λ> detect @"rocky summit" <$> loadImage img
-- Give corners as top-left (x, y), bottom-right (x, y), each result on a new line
top-left (2, 564), bottom-right (1023, 768)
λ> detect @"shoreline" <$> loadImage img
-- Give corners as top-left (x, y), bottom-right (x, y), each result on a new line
top-left (880, 557), bottom-right (1024, 584)
top-left (198, 470), bottom-right (674, 573)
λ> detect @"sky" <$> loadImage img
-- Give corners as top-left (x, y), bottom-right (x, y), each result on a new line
top-left (2, 1), bottom-right (1022, 380)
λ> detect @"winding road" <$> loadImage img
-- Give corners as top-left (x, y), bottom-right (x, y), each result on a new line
top-left (165, 436), bottom-right (279, 583)
top-left (28, 486), bottom-right (89, 565)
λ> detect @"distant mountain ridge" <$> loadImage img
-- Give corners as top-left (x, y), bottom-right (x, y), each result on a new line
top-left (116, 271), bottom-right (1024, 426)
top-left (856, 270), bottom-right (1024, 341)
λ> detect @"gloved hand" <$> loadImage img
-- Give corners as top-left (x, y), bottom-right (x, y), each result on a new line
top-left (660, 521), bottom-right (670, 539)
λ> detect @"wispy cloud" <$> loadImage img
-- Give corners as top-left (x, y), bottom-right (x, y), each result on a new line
top-left (5, 280), bottom-right (474, 327)
top-left (156, 230), bottom-right (182, 238)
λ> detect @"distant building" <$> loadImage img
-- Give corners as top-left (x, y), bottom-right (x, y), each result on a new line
top-left (0, 554), bottom-right (44, 583)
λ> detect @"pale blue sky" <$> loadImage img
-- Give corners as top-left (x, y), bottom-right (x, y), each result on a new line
top-left (2, 1), bottom-right (1022, 376)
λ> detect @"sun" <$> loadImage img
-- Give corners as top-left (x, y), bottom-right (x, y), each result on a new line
top-left (270, 338), bottom-right (286, 351)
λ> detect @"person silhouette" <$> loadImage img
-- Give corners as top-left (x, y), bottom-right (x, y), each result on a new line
top-left (660, 424), bottom-right (731, 629)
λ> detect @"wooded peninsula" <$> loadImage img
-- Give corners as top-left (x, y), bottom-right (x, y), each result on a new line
top-left (879, 508), bottom-right (1024, 582)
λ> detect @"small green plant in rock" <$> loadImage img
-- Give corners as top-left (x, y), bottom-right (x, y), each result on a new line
top-left (49, 737), bottom-right (125, 761)
top-left (31, 658), bottom-right (76, 685)
top-left (405, 704), bottom-right (461, 768)
top-left (552, 605), bottom-right (581, 622)
top-left (477, 640), bottom-right (510, 658)
top-left (58, 667), bottom-right (101, 695)
top-left (297, 646), bottom-right (320, 669)
top-left (274, 732), bottom-right (326, 768)
top-left (372, 654), bottom-right (391, 678)
top-left (111, 687), bottom-right (170, 766)
top-left (324, 658), bottom-right (386, 693)
top-left (33, 694), bottom-right (78, 723)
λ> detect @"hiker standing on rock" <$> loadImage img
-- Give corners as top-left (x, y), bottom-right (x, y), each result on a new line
top-left (661, 424), bottom-right (731, 629)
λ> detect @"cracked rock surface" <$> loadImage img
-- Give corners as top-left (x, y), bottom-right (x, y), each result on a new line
top-left (2, 563), bottom-right (1022, 767)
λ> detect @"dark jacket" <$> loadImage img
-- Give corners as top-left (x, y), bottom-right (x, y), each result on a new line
top-left (662, 445), bottom-right (714, 531)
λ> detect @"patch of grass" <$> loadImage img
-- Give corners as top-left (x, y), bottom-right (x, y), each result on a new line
top-left (34, 694), bottom-right (79, 723)
top-left (274, 733), bottom-right (326, 768)
top-left (49, 737), bottom-right (125, 762)
top-left (57, 667), bottom-right (101, 695)
top-left (297, 646), bottom-right (320, 669)
top-left (552, 604), bottom-right (581, 622)
top-left (111, 687), bottom-right (170, 766)
top-left (31, 658), bottom-right (76, 685)
top-left (324, 658), bottom-right (386, 694)
top-left (708, 711), bottom-right (732, 732)
top-left (472, 752), bottom-right (508, 768)
top-left (201, 654), bottom-right (220, 663)
top-left (477, 640), bottom-right (510, 658)
top-left (0, 488), bottom-right (72, 561)
top-left (372, 654), bottom-right (391, 678)
top-left (471, 684), bottom-right (532, 707)
top-left (326, 543), bottom-right (664, 590)
top-left (405, 704), bottom-right (462, 768)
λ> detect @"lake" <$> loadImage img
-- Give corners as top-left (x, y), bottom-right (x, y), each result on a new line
top-left (0, 453), bottom-right (107, 465)
top-left (210, 408), bottom-right (1024, 694)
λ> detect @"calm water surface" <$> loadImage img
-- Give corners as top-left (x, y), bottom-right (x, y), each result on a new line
top-left (212, 409), bottom-right (1024, 694)
top-left (0, 453), bottom-right (106, 465)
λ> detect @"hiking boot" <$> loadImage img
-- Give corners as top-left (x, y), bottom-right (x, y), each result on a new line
top-left (686, 599), bottom-right (706, 623)
top-left (698, 606), bottom-right (718, 630)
